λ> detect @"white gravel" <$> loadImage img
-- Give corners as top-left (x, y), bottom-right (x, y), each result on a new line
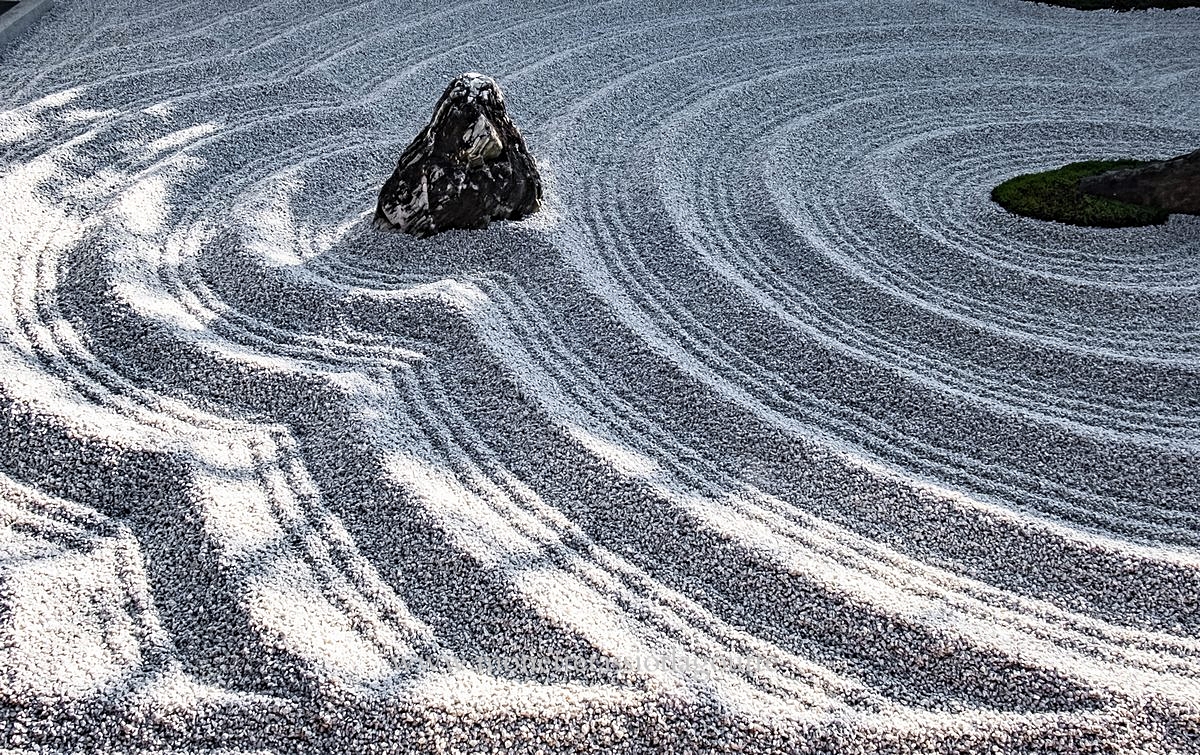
top-left (1, 0), bottom-right (1199, 752)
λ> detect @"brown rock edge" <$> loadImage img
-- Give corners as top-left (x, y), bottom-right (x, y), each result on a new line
top-left (1079, 149), bottom-right (1200, 215)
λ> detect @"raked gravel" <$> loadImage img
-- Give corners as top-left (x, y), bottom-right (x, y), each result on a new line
top-left (0, 0), bottom-right (1199, 752)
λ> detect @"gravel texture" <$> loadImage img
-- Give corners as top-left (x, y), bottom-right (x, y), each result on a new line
top-left (0, 0), bottom-right (1198, 752)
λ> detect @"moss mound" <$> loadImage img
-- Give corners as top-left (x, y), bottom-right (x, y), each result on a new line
top-left (1026, 0), bottom-right (1200, 9)
top-left (991, 160), bottom-right (1170, 227)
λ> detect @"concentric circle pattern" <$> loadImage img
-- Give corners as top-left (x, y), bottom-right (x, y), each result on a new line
top-left (1, 0), bottom-right (1198, 752)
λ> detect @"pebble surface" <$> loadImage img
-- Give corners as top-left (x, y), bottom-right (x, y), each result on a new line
top-left (0, 0), bottom-right (1198, 752)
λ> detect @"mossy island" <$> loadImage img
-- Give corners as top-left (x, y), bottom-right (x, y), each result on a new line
top-left (994, 149), bottom-right (1200, 227)
top-left (991, 161), bottom-right (1169, 227)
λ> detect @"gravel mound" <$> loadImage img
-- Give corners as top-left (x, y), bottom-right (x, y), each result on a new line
top-left (1, 0), bottom-right (1198, 752)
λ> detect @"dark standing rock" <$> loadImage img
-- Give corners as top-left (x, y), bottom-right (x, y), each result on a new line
top-left (1079, 149), bottom-right (1200, 215)
top-left (375, 73), bottom-right (542, 237)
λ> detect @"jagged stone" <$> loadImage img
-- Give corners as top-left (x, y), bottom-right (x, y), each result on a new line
top-left (375, 73), bottom-right (542, 237)
top-left (1079, 149), bottom-right (1200, 215)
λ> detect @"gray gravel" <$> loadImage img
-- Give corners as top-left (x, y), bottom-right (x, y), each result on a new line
top-left (1, 0), bottom-right (1199, 752)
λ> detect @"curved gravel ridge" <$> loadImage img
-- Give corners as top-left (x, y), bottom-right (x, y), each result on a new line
top-left (1, 0), bottom-right (1199, 752)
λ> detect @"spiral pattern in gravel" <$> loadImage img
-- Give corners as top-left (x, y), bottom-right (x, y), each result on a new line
top-left (1, 0), bottom-right (1198, 752)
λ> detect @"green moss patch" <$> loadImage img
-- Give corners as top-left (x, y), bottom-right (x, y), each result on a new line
top-left (1025, 1), bottom-right (1200, 10)
top-left (991, 160), bottom-right (1169, 227)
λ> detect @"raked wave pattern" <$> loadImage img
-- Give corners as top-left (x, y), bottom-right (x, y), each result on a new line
top-left (1, 0), bottom-right (1198, 752)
